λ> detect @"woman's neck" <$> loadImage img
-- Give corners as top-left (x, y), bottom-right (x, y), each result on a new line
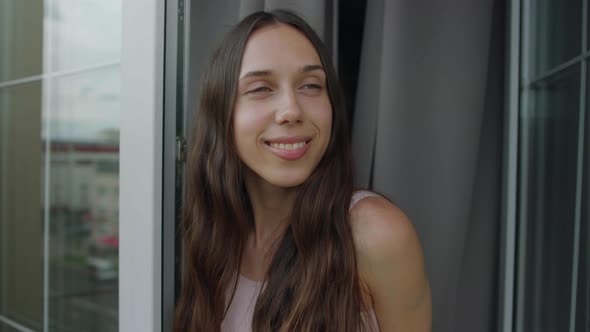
top-left (244, 172), bottom-right (297, 251)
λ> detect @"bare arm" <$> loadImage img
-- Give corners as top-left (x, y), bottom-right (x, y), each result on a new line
top-left (351, 196), bottom-right (432, 332)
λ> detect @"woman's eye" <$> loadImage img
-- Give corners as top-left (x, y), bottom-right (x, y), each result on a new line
top-left (302, 84), bottom-right (322, 90)
top-left (247, 86), bottom-right (272, 94)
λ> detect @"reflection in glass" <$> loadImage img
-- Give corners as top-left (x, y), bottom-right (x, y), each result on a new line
top-left (47, 67), bottom-right (120, 332)
top-left (528, 0), bottom-right (582, 77)
top-left (0, 82), bottom-right (44, 331)
top-left (0, 0), bottom-right (121, 330)
top-left (519, 66), bottom-right (581, 331)
top-left (0, 321), bottom-right (27, 332)
top-left (49, 0), bottom-right (122, 72)
top-left (0, 2), bottom-right (44, 82)
top-left (0, 0), bottom-right (121, 84)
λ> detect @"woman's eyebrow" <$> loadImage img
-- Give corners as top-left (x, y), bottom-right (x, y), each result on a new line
top-left (240, 70), bottom-right (272, 80)
top-left (300, 64), bottom-right (324, 73)
top-left (240, 64), bottom-right (325, 81)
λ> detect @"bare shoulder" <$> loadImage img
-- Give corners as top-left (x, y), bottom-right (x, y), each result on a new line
top-left (350, 194), bottom-right (432, 331)
top-left (349, 194), bottom-right (417, 263)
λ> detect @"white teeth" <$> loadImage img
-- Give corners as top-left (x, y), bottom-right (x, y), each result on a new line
top-left (270, 141), bottom-right (307, 150)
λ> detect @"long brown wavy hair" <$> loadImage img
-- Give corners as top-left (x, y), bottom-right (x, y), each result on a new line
top-left (174, 10), bottom-right (372, 331)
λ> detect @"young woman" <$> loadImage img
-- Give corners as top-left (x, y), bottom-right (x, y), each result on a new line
top-left (174, 10), bottom-right (431, 332)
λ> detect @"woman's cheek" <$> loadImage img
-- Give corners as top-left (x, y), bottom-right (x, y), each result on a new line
top-left (234, 104), bottom-right (268, 139)
top-left (312, 99), bottom-right (333, 136)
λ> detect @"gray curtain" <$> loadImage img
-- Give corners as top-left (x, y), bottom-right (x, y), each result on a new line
top-left (185, 1), bottom-right (503, 331)
top-left (352, 1), bottom-right (503, 331)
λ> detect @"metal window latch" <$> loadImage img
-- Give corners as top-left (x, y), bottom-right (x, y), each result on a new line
top-left (178, 0), bottom-right (184, 22)
top-left (176, 136), bottom-right (187, 163)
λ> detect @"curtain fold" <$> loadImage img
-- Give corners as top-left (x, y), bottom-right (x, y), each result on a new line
top-left (350, 0), bottom-right (384, 188)
top-left (455, 1), bottom-right (504, 331)
top-left (352, 1), bottom-right (501, 331)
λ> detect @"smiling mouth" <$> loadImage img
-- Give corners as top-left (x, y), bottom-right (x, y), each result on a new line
top-left (263, 138), bottom-right (312, 160)
top-left (264, 140), bottom-right (310, 150)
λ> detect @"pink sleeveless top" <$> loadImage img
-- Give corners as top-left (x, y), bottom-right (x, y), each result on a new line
top-left (221, 191), bottom-right (381, 332)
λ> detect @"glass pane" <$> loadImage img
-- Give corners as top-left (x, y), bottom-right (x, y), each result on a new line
top-left (1, 1), bottom-right (121, 330)
top-left (47, 67), bottom-right (120, 332)
top-left (0, 81), bottom-right (44, 331)
top-left (527, 0), bottom-right (582, 77)
top-left (0, 321), bottom-right (28, 332)
top-left (49, 0), bottom-right (122, 72)
top-left (0, 2), bottom-right (44, 82)
top-left (0, 1), bottom-right (121, 83)
top-left (1, 69), bottom-right (121, 332)
top-left (519, 65), bottom-right (581, 332)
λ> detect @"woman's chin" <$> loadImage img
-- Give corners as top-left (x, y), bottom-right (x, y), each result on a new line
top-left (262, 170), bottom-right (312, 189)
top-left (266, 177), bottom-right (307, 189)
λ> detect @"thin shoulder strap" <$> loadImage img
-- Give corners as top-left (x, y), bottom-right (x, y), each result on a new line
top-left (349, 190), bottom-right (380, 210)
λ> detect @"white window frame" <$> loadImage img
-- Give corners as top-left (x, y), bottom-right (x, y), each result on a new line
top-left (120, 0), bottom-right (165, 331)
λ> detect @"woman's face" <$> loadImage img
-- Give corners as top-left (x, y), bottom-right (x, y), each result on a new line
top-left (233, 24), bottom-right (332, 188)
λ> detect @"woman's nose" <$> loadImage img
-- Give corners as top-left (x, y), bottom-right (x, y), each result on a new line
top-left (274, 90), bottom-right (303, 125)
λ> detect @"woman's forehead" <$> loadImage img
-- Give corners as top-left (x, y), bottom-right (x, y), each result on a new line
top-left (239, 24), bottom-right (322, 77)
